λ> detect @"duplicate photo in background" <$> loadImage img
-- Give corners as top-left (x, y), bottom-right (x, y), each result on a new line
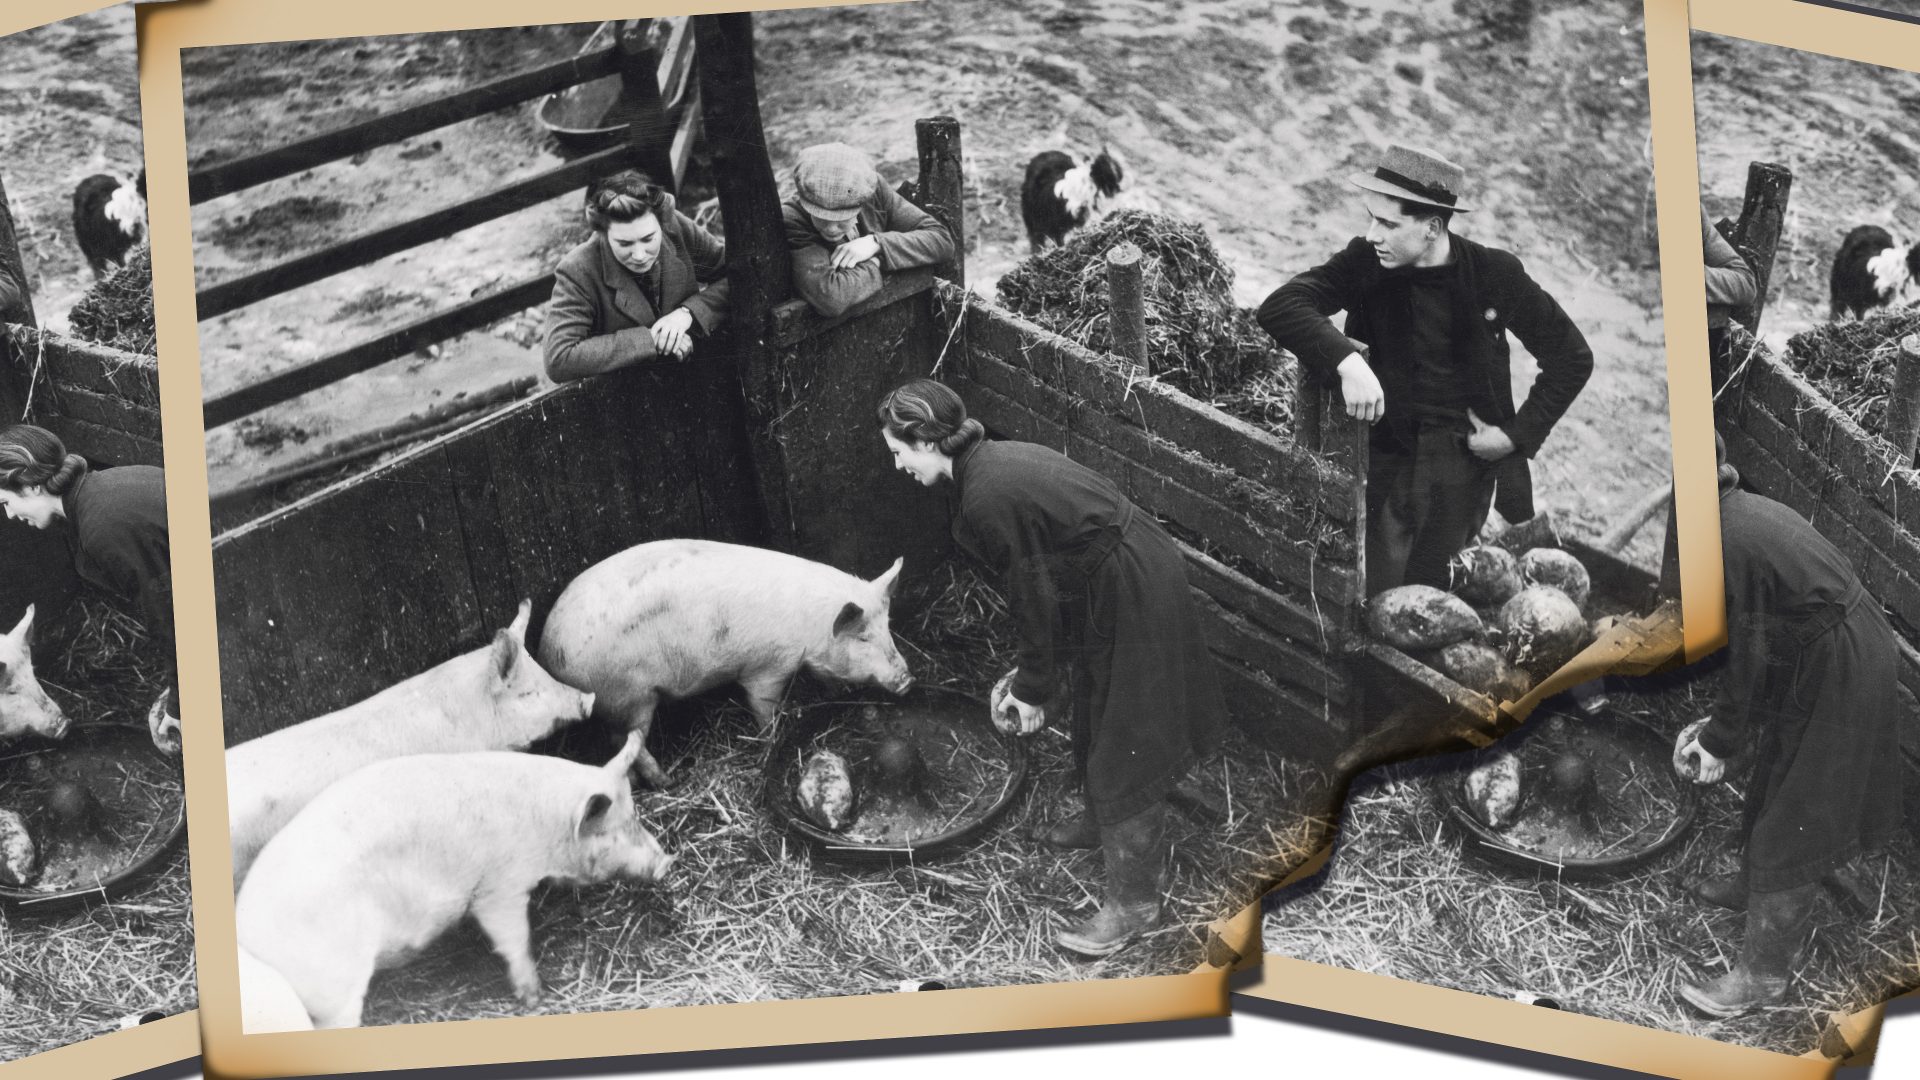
top-left (1247, 1), bottom-right (1918, 1078)
top-left (0, 0), bottom-right (197, 1074)
top-left (152, 0), bottom-right (1706, 1071)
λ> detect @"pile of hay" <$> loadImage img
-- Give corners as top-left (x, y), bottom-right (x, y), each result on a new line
top-left (351, 561), bottom-right (1332, 1025)
top-left (1, 594), bottom-right (193, 1062)
top-left (1780, 309), bottom-right (1920, 444)
top-left (1263, 667), bottom-right (1920, 1056)
top-left (66, 243), bottom-right (155, 357)
top-left (996, 210), bottom-right (1292, 404)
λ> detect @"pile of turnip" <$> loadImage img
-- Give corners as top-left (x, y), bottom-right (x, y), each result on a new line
top-left (1365, 543), bottom-right (1606, 701)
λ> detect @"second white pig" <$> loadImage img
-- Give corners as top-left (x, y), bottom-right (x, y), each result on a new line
top-left (224, 600), bottom-right (595, 887)
top-left (235, 738), bottom-right (672, 1029)
top-left (1, 606), bottom-right (68, 744)
top-left (537, 540), bottom-right (914, 788)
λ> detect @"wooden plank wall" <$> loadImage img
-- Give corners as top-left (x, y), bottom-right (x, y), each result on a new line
top-left (1717, 345), bottom-right (1920, 715)
top-left (212, 359), bottom-right (764, 742)
top-left (1, 326), bottom-right (162, 467)
top-left (932, 282), bottom-right (1361, 754)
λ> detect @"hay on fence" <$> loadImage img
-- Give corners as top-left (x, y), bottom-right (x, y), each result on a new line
top-left (996, 210), bottom-right (1294, 408)
top-left (1782, 309), bottom-right (1920, 442)
top-left (66, 243), bottom-right (156, 358)
top-left (1263, 669), bottom-right (1920, 1055)
top-left (350, 560), bottom-right (1334, 1025)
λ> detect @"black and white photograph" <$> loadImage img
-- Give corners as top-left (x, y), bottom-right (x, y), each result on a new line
top-left (0, 0), bottom-right (194, 1063)
top-left (187, 0), bottom-right (1682, 1038)
top-left (1260, 18), bottom-right (1920, 1062)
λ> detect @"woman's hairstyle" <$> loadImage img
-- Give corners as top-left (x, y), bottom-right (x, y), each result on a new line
top-left (0, 424), bottom-right (88, 495)
top-left (584, 170), bottom-right (669, 233)
top-left (875, 379), bottom-right (984, 457)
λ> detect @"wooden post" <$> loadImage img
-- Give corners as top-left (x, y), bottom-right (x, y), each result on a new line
top-left (1890, 335), bottom-right (1920, 466)
top-left (615, 19), bottom-right (678, 193)
top-left (1293, 367), bottom-right (1324, 452)
top-left (1105, 242), bottom-right (1147, 377)
top-left (1728, 161), bottom-right (1792, 335)
top-left (0, 172), bottom-right (36, 426)
top-left (695, 12), bottom-right (796, 548)
top-left (914, 116), bottom-right (965, 284)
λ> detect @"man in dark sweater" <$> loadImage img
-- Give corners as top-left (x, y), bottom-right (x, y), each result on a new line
top-left (1258, 144), bottom-right (1593, 594)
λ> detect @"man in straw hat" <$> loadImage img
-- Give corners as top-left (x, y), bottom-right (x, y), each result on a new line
top-left (783, 142), bottom-right (955, 318)
top-left (1667, 432), bottom-right (1907, 1017)
top-left (1258, 143), bottom-right (1593, 595)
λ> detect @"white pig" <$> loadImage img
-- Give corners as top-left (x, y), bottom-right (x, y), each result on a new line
top-left (224, 599), bottom-right (595, 888)
top-left (1, 606), bottom-right (68, 743)
top-left (536, 540), bottom-right (914, 788)
top-left (238, 945), bottom-right (314, 1033)
top-left (235, 737), bottom-right (672, 1029)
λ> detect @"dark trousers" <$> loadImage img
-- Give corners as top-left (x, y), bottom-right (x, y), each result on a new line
top-left (1367, 424), bottom-right (1497, 595)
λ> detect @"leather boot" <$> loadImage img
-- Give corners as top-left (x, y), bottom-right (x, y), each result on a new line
top-left (1057, 804), bottom-right (1168, 958)
top-left (1680, 882), bottom-right (1817, 1017)
top-left (1822, 862), bottom-right (1880, 916)
top-left (1032, 808), bottom-right (1100, 850)
top-left (1687, 870), bottom-right (1748, 912)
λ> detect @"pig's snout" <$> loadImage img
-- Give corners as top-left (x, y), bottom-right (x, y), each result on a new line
top-left (885, 671), bottom-right (914, 696)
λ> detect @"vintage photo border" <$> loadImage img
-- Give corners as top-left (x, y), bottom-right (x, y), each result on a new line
top-left (1235, 1), bottom-right (1919, 1078)
top-left (0, 1), bottom-right (200, 1077)
top-left (140, 0), bottom-right (1233, 1076)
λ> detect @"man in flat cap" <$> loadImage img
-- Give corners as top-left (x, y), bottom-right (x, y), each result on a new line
top-left (782, 143), bottom-right (955, 318)
top-left (1258, 144), bottom-right (1593, 595)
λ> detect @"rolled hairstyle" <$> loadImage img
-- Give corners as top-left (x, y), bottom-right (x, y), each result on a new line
top-left (0, 423), bottom-right (87, 495)
top-left (876, 379), bottom-right (984, 457)
top-left (584, 169), bottom-right (670, 233)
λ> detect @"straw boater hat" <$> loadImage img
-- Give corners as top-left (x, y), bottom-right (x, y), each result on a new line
top-left (1349, 143), bottom-right (1474, 213)
top-left (793, 143), bottom-right (879, 222)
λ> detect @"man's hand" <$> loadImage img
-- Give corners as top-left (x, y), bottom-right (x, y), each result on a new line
top-left (1673, 719), bottom-right (1725, 784)
top-left (1467, 409), bottom-right (1517, 461)
top-left (650, 308), bottom-right (696, 359)
top-left (1001, 694), bottom-right (1047, 737)
top-left (830, 234), bottom-right (882, 269)
top-left (1336, 353), bottom-right (1385, 423)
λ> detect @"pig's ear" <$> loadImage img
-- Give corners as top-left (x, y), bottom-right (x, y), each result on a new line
top-left (873, 557), bottom-right (904, 602)
top-left (832, 601), bottom-right (866, 637)
top-left (506, 599), bottom-right (532, 644)
top-left (490, 630), bottom-right (520, 682)
top-left (607, 732), bottom-right (642, 776)
top-left (7, 605), bottom-right (33, 644)
top-left (572, 791), bottom-right (614, 839)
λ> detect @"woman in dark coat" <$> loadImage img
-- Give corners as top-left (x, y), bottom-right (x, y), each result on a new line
top-left (542, 169), bottom-right (729, 383)
top-left (1672, 434), bottom-right (1905, 1016)
top-left (0, 424), bottom-right (177, 751)
top-left (876, 379), bottom-right (1227, 957)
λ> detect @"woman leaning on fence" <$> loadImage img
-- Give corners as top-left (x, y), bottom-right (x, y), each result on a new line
top-left (0, 424), bottom-right (179, 752)
top-left (875, 379), bottom-right (1227, 958)
top-left (542, 169), bottom-right (730, 383)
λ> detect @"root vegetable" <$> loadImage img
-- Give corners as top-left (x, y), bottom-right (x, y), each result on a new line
top-left (1519, 548), bottom-right (1591, 610)
top-left (1368, 585), bottom-right (1484, 651)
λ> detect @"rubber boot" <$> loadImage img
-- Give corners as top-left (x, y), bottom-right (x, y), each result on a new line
top-left (1033, 808), bottom-right (1100, 851)
top-left (1688, 870), bottom-right (1748, 912)
top-left (1680, 882), bottom-right (1817, 1018)
top-left (1822, 862), bottom-right (1880, 917)
top-left (1056, 804), bottom-right (1168, 958)
top-left (1168, 773), bottom-right (1228, 824)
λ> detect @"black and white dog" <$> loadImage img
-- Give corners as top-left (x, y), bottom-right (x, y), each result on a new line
top-left (1020, 148), bottom-right (1124, 252)
top-left (72, 168), bottom-right (147, 278)
top-left (1829, 223), bottom-right (1920, 319)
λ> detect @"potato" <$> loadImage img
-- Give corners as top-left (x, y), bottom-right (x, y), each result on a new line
top-left (1463, 751), bottom-right (1524, 829)
top-left (1519, 548), bottom-right (1591, 610)
top-left (0, 809), bottom-right (38, 887)
top-left (797, 750), bottom-right (857, 832)
top-left (1498, 586), bottom-right (1590, 675)
top-left (1447, 544), bottom-right (1523, 607)
top-left (1368, 585), bottom-right (1484, 651)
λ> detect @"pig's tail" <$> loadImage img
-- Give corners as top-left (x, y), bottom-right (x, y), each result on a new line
top-left (0, 423), bottom-right (88, 495)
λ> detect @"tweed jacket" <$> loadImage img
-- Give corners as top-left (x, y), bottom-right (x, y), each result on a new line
top-left (1257, 233), bottom-right (1594, 522)
top-left (542, 197), bottom-right (730, 382)
top-left (781, 179), bottom-right (955, 318)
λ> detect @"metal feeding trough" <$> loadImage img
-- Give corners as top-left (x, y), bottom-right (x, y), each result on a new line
top-left (1443, 707), bottom-right (1698, 878)
top-left (0, 724), bottom-right (186, 911)
top-left (765, 685), bottom-right (1029, 860)
top-left (536, 18), bottom-right (697, 156)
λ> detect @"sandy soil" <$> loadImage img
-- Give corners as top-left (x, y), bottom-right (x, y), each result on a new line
top-left (184, 1), bottom-right (1672, 565)
top-left (0, 4), bottom-right (144, 336)
top-left (1692, 30), bottom-right (1920, 349)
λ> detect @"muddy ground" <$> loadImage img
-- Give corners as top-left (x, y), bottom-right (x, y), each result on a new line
top-left (0, 3), bottom-right (144, 337)
top-left (1692, 30), bottom-right (1920, 349)
top-left (185, 0), bottom-right (1674, 569)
